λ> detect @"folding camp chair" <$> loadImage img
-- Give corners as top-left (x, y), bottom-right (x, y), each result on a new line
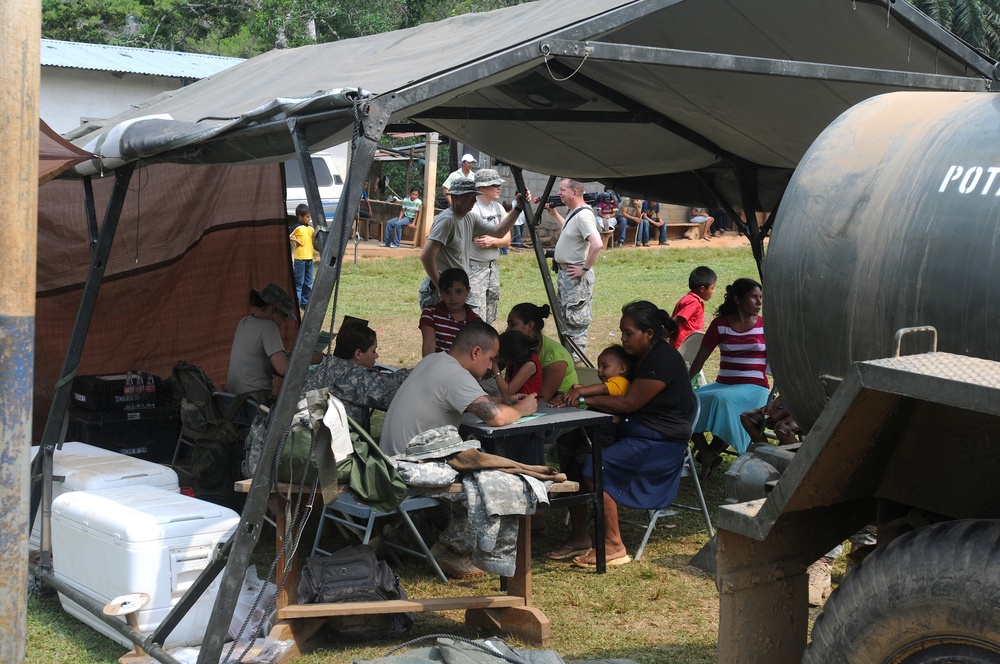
top-left (310, 408), bottom-right (448, 583)
top-left (632, 392), bottom-right (715, 561)
top-left (311, 493), bottom-right (448, 583)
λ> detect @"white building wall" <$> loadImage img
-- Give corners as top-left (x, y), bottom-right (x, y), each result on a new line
top-left (41, 66), bottom-right (186, 135)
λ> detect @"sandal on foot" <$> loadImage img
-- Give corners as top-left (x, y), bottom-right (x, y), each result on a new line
top-left (547, 543), bottom-right (592, 561)
top-left (572, 550), bottom-right (632, 569)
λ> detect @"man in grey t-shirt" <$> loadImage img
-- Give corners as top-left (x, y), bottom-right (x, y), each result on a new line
top-left (418, 177), bottom-right (523, 310)
top-left (381, 321), bottom-right (537, 455)
top-left (381, 322), bottom-right (537, 579)
top-left (546, 178), bottom-right (603, 357)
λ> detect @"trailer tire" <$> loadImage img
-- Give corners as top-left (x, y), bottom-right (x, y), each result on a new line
top-left (804, 519), bottom-right (1000, 664)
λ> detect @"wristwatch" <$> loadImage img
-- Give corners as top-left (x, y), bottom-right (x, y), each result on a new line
top-left (581, 265), bottom-right (590, 271)
top-left (578, 396), bottom-right (587, 408)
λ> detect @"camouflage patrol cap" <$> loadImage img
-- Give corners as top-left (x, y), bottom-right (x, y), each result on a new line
top-left (401, 425), bottom-right (480, 460)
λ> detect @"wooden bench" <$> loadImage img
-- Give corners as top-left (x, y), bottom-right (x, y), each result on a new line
top-left (619, 221), bottom-right (704, 245)
top-left (235, 478), bottom-right (579, 659)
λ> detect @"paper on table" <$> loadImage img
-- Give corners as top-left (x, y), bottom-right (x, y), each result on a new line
top-left (476, 412), bottom-right (546, 425)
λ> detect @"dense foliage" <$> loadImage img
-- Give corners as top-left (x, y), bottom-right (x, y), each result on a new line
top-left (909, 0), bottom-right (1000, 57)
top-left (42, 0), bottom-right (529, 57)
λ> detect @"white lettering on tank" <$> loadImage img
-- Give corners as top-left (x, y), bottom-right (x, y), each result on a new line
top-left (940, 165), bottom-right (963, 192)
top-left (959, 167), bottom-right (983, 193)
top-left (983, 167), bottom-right (1000, 195)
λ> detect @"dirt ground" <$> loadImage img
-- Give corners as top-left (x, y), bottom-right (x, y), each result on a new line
top-left (347, 228), bottom-right (753, 261)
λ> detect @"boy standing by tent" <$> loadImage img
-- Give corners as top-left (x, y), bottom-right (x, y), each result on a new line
top-left (289, 204), bottom-right (315, 308)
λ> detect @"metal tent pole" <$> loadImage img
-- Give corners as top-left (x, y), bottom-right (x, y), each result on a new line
top-left (195, 96), bottom-right (389, 664)
top-left (29, 164), bottom-right (137, 570)
top-left (510, 168), bottom-right (591, 367)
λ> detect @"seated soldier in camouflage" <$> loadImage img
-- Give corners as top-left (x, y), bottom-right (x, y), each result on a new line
top-left (303, 321), bottom-right (409, 433)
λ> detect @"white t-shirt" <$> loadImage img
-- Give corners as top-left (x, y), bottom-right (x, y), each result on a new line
top-left (442, 168), bottom-right (476, 191)
top-left (470, 199), bottom-right (507, 262)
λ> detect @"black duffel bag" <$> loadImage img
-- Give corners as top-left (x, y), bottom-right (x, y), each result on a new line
top-left (298, 545), bottom-right (414, 641)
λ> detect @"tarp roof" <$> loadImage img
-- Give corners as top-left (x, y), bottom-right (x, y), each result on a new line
top-left (65, 0), bottom-right (996, 208)
top-left (39, 119), bottom-right (95, 185)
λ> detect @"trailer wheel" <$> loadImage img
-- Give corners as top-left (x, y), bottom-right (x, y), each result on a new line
top-left (804, 519), bottom-right (1000, 664)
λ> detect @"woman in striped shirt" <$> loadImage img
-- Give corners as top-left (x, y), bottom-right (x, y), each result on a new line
top-left (687, 278), bottom-right (768, 480)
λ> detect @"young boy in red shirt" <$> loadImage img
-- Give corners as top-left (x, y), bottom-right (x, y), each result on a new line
top-left (669, 265), bottom-right (717, 349)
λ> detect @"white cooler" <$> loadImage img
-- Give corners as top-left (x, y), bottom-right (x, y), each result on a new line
top-left (51, 485), bottom-right (240, 648)
top-left (30, 442), bottom-right (179, 551)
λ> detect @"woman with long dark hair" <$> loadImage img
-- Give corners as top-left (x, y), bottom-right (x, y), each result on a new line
top-left (687, 278), bottom-right (768, 479)
top-left (547, 301), bottom-right (697, 568)
top-left (505, 302), bottom-right (579, 402)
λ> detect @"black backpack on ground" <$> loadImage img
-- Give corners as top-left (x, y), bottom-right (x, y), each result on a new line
top-left (298, 545), bottom-right (414, 641)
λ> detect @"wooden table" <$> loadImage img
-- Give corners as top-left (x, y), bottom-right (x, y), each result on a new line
top-left (234, 478), bottom-right (579, 659)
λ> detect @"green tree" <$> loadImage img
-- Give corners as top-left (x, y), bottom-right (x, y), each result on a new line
top-left (41, 0), bottom-right (258, 55)
top-left (43, 0), bottom-right (532, 57)
top-left (908, 0), bottom-right (1000, 57)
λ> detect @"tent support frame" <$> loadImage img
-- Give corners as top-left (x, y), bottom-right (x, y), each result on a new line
top-left (29, 163), bottom-right (137, 571)
top-left (194, 96), bottom-right (390, 664)
top-left (541, 39), bottom-right (991, 91)
top-left (510, 169), bottom-right (590, 364)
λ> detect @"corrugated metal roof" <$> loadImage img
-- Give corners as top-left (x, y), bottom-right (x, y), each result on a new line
top-left (41, 39), bottom-right (243, 79)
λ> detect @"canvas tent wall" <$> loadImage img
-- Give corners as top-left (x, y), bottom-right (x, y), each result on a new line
top-left (35, 163), bottom-right (293, 440)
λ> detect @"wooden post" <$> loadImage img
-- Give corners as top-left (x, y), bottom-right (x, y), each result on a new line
top-left (416, 132), bottom-right (440, 248)
top-left (0, 2), bottom-right (39, 662)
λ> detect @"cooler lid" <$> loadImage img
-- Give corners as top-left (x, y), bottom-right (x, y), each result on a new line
top-left (31, 442), bottom-right (178, 490)
top-left (51, 486), bottom-right (239, 544)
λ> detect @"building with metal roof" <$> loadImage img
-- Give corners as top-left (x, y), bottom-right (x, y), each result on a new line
top-left (40, 39), bottom-right (243, 134)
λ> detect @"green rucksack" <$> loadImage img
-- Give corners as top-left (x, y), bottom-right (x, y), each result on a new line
top-left (189, 391), bottom-right (255, 509)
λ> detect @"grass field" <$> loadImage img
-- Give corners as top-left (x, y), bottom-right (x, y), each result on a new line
top-left (27, 245), bottom-right (769, 664)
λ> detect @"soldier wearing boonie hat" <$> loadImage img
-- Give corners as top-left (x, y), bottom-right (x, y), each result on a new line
top-left (417, 175), bottom-right (522, 312)
top-left (467, 168), bottom-right (509, 324)
top-left (227, 282), bottom-right (295, 398)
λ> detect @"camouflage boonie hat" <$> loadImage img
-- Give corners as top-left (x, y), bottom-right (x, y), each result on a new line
top-left (474, 169), bottom-right (505, 187)
top-left (447, 177), bottom-right (478, 197)
top-left (401, 425), bottom-right (479, 460)
top-left (252, 282), bottom-right (297, 320)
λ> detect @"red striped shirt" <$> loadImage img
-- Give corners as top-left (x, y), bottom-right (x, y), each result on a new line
top-left (702, 315), bottom-right (769, 388)
top-left (419, 302), bottom-right (481, 353)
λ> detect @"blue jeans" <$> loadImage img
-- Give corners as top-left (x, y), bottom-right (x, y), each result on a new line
top-left (511, 224), bottom-right (523, 248)
top-left (656, 223), bottom-right (667, 243)
top-left (618, 218), bottom-right (650, 244)
top-left (384, 217), bottom-right (414, 246)
top-left (293, 259), bottom-right (313, 306)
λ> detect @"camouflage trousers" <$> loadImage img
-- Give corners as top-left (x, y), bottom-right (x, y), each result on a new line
top-left (557, 268), bottom-right (595, 357)
top-left (467, 259), bottom-right (500, 324)
top-left (418, 276), bottom-right (439, 310)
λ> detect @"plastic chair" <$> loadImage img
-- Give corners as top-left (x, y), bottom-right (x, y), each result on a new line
top-left (574, 366), bottom-right (602, 386)
top-left (632, 392), bottom-right (715, 561)
top-left (311, 493), bottom-right (448, 583)
top-left (678, 331), bottom-right (708, 387)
